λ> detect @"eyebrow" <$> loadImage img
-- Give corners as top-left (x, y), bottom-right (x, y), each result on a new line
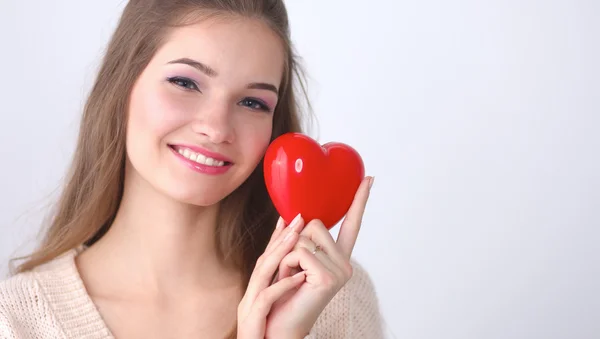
top-left (167, 57), bottom-right (279, 95)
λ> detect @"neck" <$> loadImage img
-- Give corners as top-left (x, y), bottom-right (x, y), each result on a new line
top-left (78, 167), bottom-right (241, 300)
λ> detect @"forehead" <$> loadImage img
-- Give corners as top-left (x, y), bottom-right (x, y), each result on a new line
top-left (154, 17), bottom-right (286, 85)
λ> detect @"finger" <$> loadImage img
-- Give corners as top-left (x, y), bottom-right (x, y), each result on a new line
top-left (336, 176), bottom-right (373, 259)
top-left (264, 214), bottom-right (304, 256)
top-left (275, 266), bottom-right (302, 282)
top-left (295, 235), bottom-right (340, 275)
top-left (263, 216), bottom-right (285, 254)
top-left (253, 271), bottom-right (306, 317)
top-left (278, 247), bottom-right (340, 285)
top-left (241, 271), bottom-right (306, 337)
top-left (278, 235), bottom-right (320, 281)
top-left (266, 215), bottom-right (304, 285)
top-left (300, 219), bottom-right (347, 268)
top-left (245, 218), bottom-right (303, 303)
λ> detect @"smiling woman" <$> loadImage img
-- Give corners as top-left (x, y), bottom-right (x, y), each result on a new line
top-left (124, 19), bottom-right (282, 207)
top-left (0, 1), bottom-right (384, 338)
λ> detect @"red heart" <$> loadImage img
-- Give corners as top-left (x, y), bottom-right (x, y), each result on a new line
top-left (264, 132), bottom-right (365, 229)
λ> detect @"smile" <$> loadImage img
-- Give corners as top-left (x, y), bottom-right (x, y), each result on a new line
top-left (168, 144), bottom-right (233, 175)
top-left (175, 147), bottom-right (226, 167)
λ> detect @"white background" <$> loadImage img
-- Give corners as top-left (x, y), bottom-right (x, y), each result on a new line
top-left (1, 1), bottom-right (599, 338)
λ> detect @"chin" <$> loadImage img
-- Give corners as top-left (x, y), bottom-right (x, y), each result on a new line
top-left (163, 182), bottom-right (237, 207)
top-left (161, 160), bottom-right (261, 207)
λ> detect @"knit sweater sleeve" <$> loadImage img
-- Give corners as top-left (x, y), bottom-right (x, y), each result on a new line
top-left (0, 272), bottom-right (33, 339)
top-left (0, 271), bottom-right (65, 339)
top-left (0, 303), bottom-right (16, 339)
top-left (306, 259), bottom-right (385, 338)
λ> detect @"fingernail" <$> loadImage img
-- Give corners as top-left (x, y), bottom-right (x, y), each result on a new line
top-left (275, 217), bottom-right (284, 229)
top-left (369, 176), bottom-right (375, 189)
top-left (289, 213), bottom-right (303, 231)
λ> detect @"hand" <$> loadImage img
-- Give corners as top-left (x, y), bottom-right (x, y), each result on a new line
top-left (236, 211), bottom-right (307, 339)
top-left (266, 176), bottom-right (374, 338)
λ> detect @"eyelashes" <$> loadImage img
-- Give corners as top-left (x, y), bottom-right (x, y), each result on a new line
top-left (167, 76), bottom-right (199, 91)
top-left (166, 76), bottom-right (273, 113)
top-left (238, 98), bottom-right (272, 113)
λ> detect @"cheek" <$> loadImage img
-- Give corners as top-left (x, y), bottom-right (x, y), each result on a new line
top-left (128, 82), bottom-right (194, 142)
top-left (236, 117), bottom-right (273, 159)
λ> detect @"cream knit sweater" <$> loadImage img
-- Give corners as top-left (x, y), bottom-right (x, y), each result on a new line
top-left (0, 246), bottom-right (385, 338)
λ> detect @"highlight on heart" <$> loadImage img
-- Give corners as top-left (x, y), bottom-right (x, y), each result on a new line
top-left (263, 132), bottom-right (365, 229)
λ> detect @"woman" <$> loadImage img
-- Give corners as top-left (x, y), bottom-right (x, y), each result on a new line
top-left (0, 0), bottom-right (384, 338)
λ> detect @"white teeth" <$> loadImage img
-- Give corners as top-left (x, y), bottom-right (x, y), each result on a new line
top-left (175, 147), bottom-right (227, 167)
top-left (196, 153), bottom-right (207, 164)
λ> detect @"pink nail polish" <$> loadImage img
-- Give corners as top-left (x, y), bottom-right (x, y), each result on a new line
top-left (289, 213), bottom-right (303, 231)
top-left (275, 217), bottom-right (284, 229)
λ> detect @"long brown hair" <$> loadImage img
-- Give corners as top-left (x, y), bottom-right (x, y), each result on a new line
top-left (11, 0), bottom-right (310, 292)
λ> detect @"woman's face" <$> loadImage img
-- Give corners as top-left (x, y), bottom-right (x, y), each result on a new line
top-left (125, 17), bottom-right (285, 206)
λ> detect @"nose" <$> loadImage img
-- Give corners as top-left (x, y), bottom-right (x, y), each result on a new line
top-left (190, 98), bottom-right (235, 144)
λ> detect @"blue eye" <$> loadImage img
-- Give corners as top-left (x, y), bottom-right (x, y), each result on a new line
top-left (240, 98), bottom-right (272, 113)
top-left (167, 77), bottom-right (199, 91)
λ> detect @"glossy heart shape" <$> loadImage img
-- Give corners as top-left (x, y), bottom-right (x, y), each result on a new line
top-left (264, 132), bottom-right (365, 229)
